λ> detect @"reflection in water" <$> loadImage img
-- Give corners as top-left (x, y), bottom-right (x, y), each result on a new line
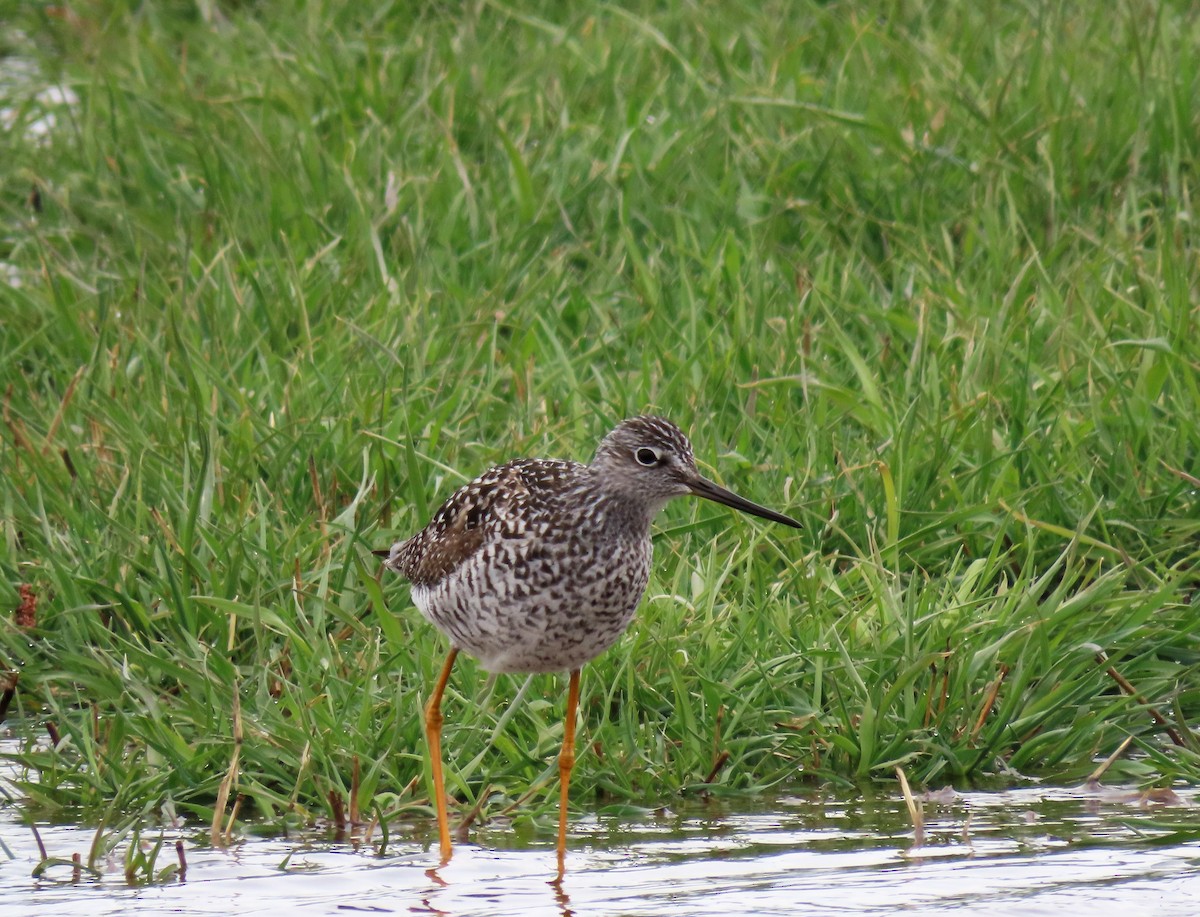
top-left (0, 765), bottom-right (1197, 916)
top-left (417, 854), bottom-right (576, 917)
top-left (550, 873), bottom-right (574, 917)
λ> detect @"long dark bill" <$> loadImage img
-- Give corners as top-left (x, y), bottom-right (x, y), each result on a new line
top-left (688, 476), bottom-right (801, 528)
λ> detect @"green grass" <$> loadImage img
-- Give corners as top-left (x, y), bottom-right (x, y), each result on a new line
top-left (1, 0), bottom-right (1198, 839)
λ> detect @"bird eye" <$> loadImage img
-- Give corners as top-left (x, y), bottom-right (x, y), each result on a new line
top-left (635, 447), bottom-right (660, 466)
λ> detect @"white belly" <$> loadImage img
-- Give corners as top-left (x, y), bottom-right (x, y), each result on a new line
top-left (410, 535), bottom-right (652, 673)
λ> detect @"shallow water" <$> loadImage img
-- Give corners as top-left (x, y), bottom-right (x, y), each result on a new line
top-left (2, 730), bottom-right (1198, 915)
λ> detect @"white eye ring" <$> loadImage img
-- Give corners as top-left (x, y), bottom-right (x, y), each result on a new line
top-left (635, 447), bottom-right (660, 466)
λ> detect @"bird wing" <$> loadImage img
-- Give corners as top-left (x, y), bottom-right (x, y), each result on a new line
top-left (384, 459), bottom-right (580, 586)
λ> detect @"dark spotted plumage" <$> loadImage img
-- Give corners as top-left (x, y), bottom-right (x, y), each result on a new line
top-left (381, 416), bottom-right (801, 673)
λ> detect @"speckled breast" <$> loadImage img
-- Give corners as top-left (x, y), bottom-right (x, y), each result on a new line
top-left (411, 530), bottom-right (653, 674)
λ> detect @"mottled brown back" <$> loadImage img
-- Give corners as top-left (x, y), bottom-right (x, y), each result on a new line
top-left (385, 459), bottom-right (578, 587)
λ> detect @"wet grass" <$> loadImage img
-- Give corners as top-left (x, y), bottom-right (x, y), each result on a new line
top-left (1, 0), bottom-right (1198, 839)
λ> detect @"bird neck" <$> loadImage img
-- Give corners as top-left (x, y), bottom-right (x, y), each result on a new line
top-left (577, 468), bottom-right (667, 533)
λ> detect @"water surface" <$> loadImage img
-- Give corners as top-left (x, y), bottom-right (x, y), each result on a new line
top-left (2, 731), bottom-right (1197, 915)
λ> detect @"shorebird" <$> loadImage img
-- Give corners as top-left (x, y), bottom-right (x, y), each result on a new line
top-left (379, 416), bottom-right (800, 878)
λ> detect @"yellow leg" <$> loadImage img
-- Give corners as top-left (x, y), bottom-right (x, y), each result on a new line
top-left (424, 647), bottom-right (459, 864)
top-left (555, 668), bottom-right (581, 881)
